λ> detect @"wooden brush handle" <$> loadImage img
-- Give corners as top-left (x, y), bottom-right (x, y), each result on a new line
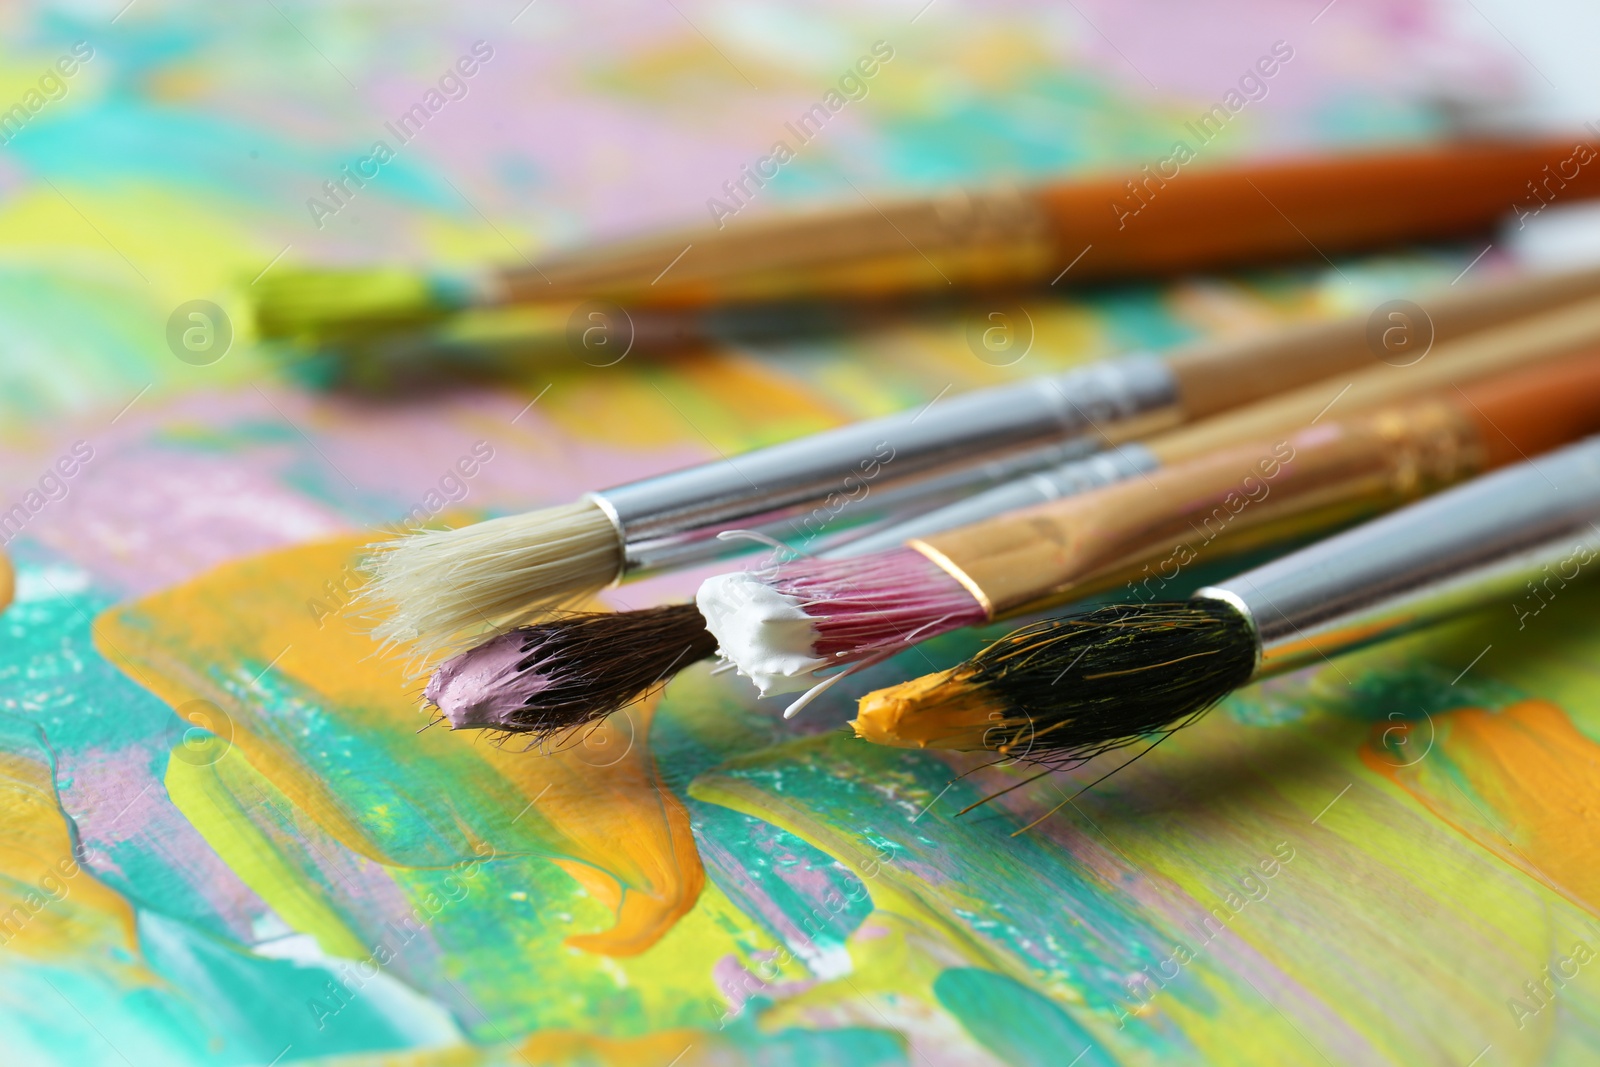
top-left (503, 137), bottom-right (1600, 307)
top-left (1457, 350), bottom-right (1600, 466)
top-left (912, 356), bottom-right (1600, 619)
top-left (1149, 294), bottom-right (1600, 464)
top-left (912, 403), bottom-right (1479, 618)
top-left (1166, 265), bottom-right (1600, 420)
top-left (503, 189), bottom-right (1061, 304)
top-left (1032, 137), bottom-right (1600, 281)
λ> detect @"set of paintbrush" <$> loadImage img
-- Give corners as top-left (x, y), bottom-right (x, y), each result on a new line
top-left (411, 283), bottom-right (1600, 742)
top-left (327, 135), bottom-right (1600, 762)
top-left (372, 263), bottom-right (1600, 657)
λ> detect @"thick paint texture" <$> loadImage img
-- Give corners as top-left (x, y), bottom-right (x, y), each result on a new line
top-left (1365, 700), bottom-right (1600, 915)
top-left (934, 968), bottom-right (1115, 1067)
top-left (3, 1), bottom-right (1593, 1063)
top-left (0, 552), bottom-right (466, 1062)
top-left (96, 536), bottom-right (704, 958)
top-left (0, 716), bottom-right (139, 963)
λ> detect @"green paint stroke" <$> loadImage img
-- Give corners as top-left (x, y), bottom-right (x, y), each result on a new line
top-left (935, 968), bottom-right (1114, 1067)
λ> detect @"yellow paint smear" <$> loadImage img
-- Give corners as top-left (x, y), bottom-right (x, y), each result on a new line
top-left (95, 535), bottom-right (703, 956)
top-left (540, 348), bottom-right (846, 453)
top-left (163, 742), bottom-right (371, 961)
top-left (1363, 700), bottom-right (1600, 915)
top-left (0, 748), bottom-right (140, 964)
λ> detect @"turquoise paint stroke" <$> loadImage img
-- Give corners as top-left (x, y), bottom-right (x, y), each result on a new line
top-left (935, 967), bottom-right (1116, 1067)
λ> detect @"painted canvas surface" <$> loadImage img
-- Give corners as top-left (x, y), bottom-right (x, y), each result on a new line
top-left (1, 1), bottom-right (1596, 1064)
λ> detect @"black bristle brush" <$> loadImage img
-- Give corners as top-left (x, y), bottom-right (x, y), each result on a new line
top-left (853, 437), bottom-right (1600, 766)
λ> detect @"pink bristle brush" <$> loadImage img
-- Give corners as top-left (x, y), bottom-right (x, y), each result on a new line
top-left (698, 352), bottom-right (1600, 714)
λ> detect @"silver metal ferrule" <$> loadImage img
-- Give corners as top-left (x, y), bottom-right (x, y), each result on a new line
top-left (1195, 436), bottom-right (1600, 678)
top-left (595, 354), bottom-right (1180, 575)
top-left (830, 444), bottom-right (1161, 557)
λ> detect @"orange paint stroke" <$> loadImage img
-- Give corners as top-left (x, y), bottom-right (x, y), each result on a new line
top-left (94, 536), bottom-right (702, 956)
top-left (517, 1026), bottom-right (723, 1066)
top-left (1363, 700), bottom-right (1600, 915)
top-left (359, 1027), bottom-right (725, 1067)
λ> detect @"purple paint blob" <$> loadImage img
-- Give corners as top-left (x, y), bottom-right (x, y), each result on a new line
top-left (425, 630), bottom-right (549, 730)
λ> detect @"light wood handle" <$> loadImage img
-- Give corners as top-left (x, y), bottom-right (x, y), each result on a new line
top-left (1151, 294), bottom-right (1600, 463)
top-left (1166, 265), bottom-right (1600, 419)
top-left (914, 403), bottom-right (1484, 618)
top-left (915, 346), bottom-right (1600, 619)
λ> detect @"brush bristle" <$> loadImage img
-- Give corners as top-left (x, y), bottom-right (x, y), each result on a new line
top-left (253, 267), bottom-right (468, 340)
top-left (425, 604), bottom-right (716, 739)
top-left (364, 500), bottom-right (622, 659)
top-left (698, 547), bottom-right (985, 695)
top-left (783, 548), bottom-right (986, 658)
top-left (856, 600), bottom-right (1257, 761)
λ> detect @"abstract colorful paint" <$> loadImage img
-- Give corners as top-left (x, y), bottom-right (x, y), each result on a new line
top-left (1, 1), bottom-right (1593, 1064)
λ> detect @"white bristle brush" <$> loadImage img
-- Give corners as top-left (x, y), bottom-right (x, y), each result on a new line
top-left (365, 266), bottom-right (1600, 658)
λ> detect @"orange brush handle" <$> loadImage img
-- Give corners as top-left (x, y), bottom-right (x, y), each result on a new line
top-left (500, 137), bottom-right (1600, 309)
top-left (1456, 350), bottom-right (1600, 466)
top-left (1034, 137), bottom-right (1600, 279)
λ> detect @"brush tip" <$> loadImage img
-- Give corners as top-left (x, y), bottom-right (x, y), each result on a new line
top-left (252, 267), bottom-right (475, 341)
top-left (424, 603), bottom-right (718, 738)
top-left (364, 499), bottom-right (623, 659)
top-left (852, 668), bottom-right (993, 749)
top-left (855, 600), bottom-right (1258, 759)
top-left (696, 573), bottom-right (828, 696)
top-left (426, 630), bottom-right (542, 730)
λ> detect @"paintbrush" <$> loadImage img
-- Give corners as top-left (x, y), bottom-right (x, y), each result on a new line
top-left (696, 345), bottom-right (1600, 713)
top-left (258, 137), bottom-right (1600, 354)
top-left (366, 268), bottom-right (1600, 660)
top-left (424, 348), bottom-right (1600, 736)
top-left (852, 435), bottom-right (1600, 775)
